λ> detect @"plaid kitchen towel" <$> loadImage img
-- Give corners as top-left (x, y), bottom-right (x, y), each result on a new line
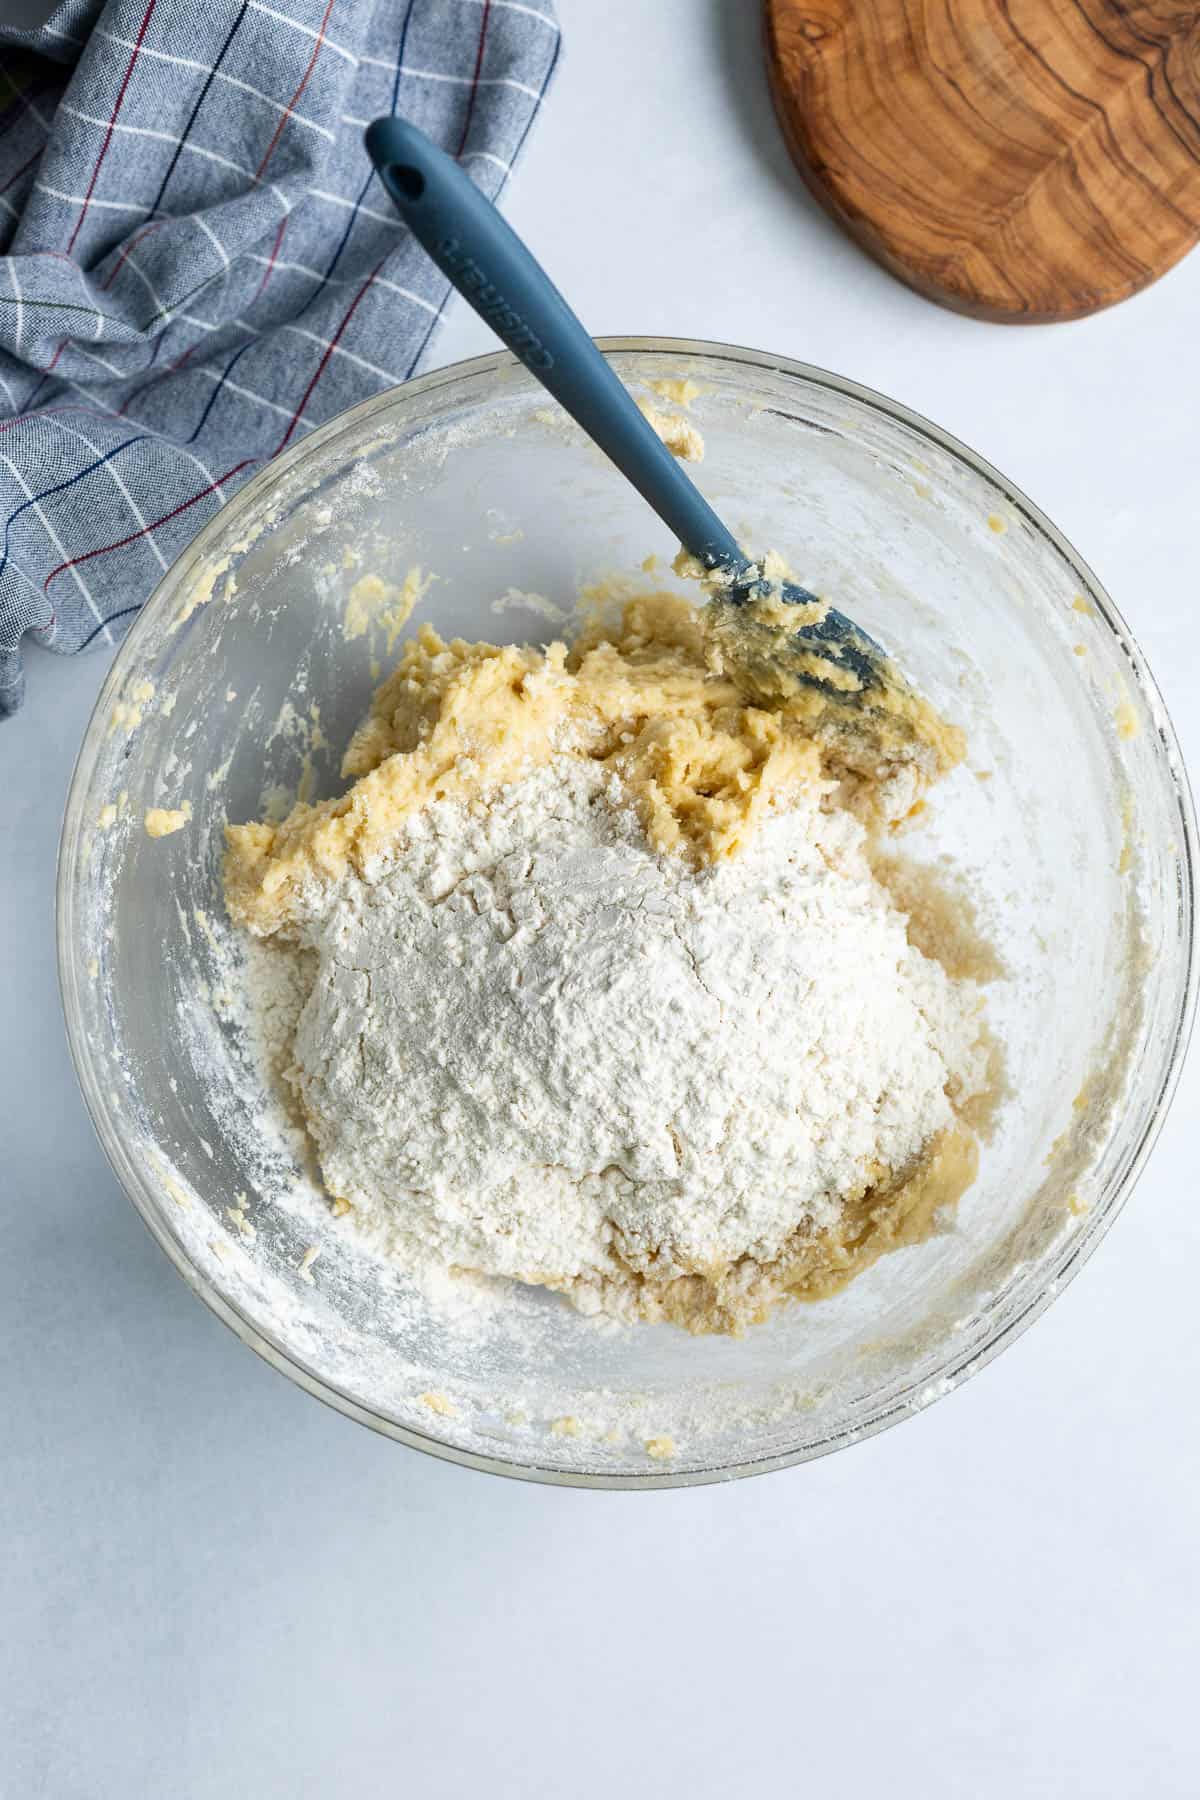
top-left (0, 0), bottom-right (560, 714)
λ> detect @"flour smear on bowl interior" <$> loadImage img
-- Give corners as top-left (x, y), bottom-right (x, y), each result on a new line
top-left (223, 579), bottom-right (1004, 1335)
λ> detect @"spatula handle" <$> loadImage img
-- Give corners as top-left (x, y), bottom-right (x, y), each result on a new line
top-left (365, 116), bottom-right (744, 573)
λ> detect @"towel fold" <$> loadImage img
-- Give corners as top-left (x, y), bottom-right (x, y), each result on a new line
top-left (0, 0), bottom-right (561, 713)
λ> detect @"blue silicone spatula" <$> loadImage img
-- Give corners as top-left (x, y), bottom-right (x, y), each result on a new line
top-left (364, 116), bottom-right (883, 695)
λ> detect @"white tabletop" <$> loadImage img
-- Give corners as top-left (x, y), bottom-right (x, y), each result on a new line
top-left (6, 3), bottom-right (1199, 1793)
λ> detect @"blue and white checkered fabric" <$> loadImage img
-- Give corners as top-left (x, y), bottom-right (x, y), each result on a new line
top-left (0, 0), bottom-right (560, 713)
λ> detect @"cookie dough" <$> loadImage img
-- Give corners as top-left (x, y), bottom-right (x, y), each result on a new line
top-left (223, 581), bottom-right (998, 1333)
top-left (145, 804), bottom-right (191, 838)
top-left (226, 590), bottom-right (962, 937)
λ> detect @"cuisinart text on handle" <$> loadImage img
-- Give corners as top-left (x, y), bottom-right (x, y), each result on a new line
top-left (437, 237), bottom-right (554, 370)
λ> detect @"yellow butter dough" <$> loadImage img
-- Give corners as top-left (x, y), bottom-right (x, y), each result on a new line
top-left (226, 590), bottom-right (961, 937)
top-left (224, 584), bottom-right (993, 1332)
top-left (145, 804), bottom-right (191, 838)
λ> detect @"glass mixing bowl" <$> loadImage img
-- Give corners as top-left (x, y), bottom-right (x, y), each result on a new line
top-left (58, 339), bottom-right (1196, 1488)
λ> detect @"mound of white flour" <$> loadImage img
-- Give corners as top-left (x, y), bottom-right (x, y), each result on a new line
top-left (275, 755), bottom-right (988, 1321)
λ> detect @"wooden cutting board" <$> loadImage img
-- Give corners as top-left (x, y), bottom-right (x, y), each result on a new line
top-left (764, 0), bottom-right (1200, 322)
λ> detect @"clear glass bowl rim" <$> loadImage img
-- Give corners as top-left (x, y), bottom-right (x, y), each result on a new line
top-left (56, 336), bottom-right (1200, 1490)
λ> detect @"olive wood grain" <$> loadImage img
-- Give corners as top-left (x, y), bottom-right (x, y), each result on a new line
top-left (764, 0), bottom-right (1200, 321)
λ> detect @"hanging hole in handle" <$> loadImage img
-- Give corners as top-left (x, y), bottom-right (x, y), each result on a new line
top-left (391, 164), bottom-right (425, 201)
